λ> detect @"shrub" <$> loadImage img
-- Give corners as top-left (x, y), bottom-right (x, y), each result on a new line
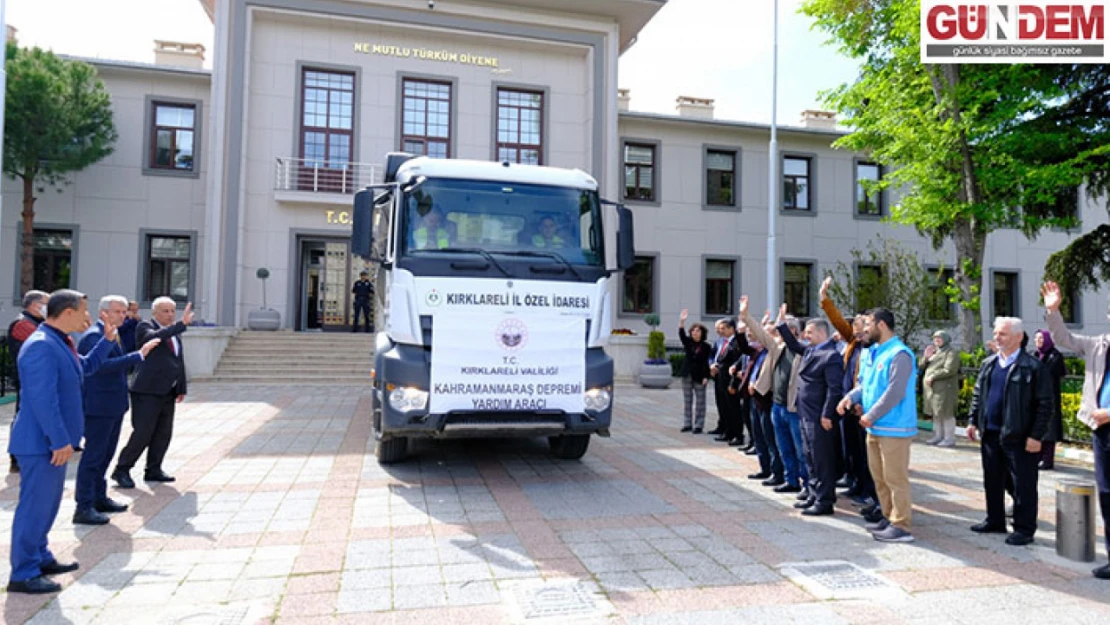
top-left (1061, 392), bottom-right (1091, 443)
top-left (646, 330), bottom-right (667, 363)
top-left (669, 353), bottom-right (686, 376)
top-left (1061, 376), bottom-right (1083, 394)
top-left (1064, 357), bottom-right (1085, 377)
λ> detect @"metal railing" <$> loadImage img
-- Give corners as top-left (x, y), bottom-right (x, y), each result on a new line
top-left (274, 157), bottom-right (380, 194)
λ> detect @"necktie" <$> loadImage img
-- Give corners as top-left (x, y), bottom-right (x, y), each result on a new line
top-left (717, 340), bottom-right (728, 360)
top-left (65, 336), bottom-right (79, 360)
top-left (170, 337), bottom-right (178, 357)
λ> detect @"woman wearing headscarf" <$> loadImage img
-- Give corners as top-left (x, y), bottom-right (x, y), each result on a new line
top-left (920, 330), bottom-right (961, 446)
top-left (1034, 329), bottom-right (1066, 470)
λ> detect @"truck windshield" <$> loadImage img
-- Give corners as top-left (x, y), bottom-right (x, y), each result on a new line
top-left (400, 178), bottom-right (603, 266)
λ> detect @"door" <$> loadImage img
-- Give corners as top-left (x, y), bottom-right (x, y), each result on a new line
top-left (298, 238), bottom-right (351, 331)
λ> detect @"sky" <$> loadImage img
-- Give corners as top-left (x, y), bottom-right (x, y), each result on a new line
top-left (6, 0), bottom-right (861, 126)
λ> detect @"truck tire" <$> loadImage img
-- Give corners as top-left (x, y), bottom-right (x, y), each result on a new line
top-left (375, 436), bottom-right (409, 463)
top-left (549, 434), bottom-right (590, 460)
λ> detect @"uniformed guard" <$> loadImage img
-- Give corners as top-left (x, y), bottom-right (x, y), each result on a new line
top-left (351, 271), bottom-right (374, 333)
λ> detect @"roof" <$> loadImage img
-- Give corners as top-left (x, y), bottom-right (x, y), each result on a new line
top-left (396, 157), bottom-right (599, 191)
top-left (62, 55), bottom-right (212, 79)
top-left (618, 110), bottom-right (849, 138)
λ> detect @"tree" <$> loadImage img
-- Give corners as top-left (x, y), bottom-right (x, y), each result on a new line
top-left (800, 0), bottom-right (1109, 348)
top-left (825, 236), bottom-right (944, 347)
top-left (4, 44), bottom-right (117, 294)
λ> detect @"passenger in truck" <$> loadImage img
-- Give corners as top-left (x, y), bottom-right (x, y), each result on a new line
top-left (412, 209), bottom-right (454, 250)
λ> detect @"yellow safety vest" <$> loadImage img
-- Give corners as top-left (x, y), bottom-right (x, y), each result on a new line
top-left (414, 227), bottom-right (450, 250)
top-left (532, 233), bottom-right (565, 248)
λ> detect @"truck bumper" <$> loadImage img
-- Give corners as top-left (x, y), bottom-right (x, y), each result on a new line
top-left (372, 335), bottom-right (613, 439)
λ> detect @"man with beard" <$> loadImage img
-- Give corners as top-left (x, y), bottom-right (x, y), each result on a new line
top-left (838, 308), bottom-right (918, 543)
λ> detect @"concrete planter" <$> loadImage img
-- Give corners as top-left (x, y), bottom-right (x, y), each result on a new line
top-left (606, 335), bottom-right (648, 382)
top-left (638, 361), bottom-right (674, 389)
top-left (246, 309), bottom-right (281, 331)
top-left (182, 326), bottom-right (238, 380)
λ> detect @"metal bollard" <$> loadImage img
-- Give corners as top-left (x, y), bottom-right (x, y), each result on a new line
top-left (1056, 478), bottom-right (1096, 562)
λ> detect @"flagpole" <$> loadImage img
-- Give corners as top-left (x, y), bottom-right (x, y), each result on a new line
top-left (766, 0), bottom-right (779, 312)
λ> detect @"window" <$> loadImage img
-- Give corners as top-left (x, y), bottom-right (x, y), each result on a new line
top-left (783, 262), bottom-right (813, 317)
top-left (401, 78), bottom-right (451, 158)
top-left (992, 271), bottom-right (1019, 318)
top-left (622, 256), bottom-right (655, 314)
top-left (496, 88), bottom-right (543, 165)
top-left (300, 69), bottom-right (355, 192)
top-left (150, 102), bottom-right (196, 171)
top-left (927, 268), bottom-right (956, 322)
top-left (32, 229), bottom-right (73, 292)
top-left (783, 156), bottom-right (811, 210)
top-left (145, 235), bottom-right (191, 302)
top-left (856, 264), bottom-right (885, 312)
top-left (706, 150), bottom-right (736, 207)
top-left (856, 162), bottom-right (883, 216)
top-left (623, 143), bottom-right (656, 202)
top-left (705, 259), bottom-right (735, 315)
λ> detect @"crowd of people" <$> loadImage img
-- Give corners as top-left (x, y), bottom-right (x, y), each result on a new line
top-left (675, 278), bottom-right (1109, 578)
top-left (5, 289), bottom-right (192, 594)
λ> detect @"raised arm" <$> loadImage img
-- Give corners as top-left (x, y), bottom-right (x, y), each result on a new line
top-left (739, 296), bottom-right (775, 350)
top-left (1042, 281), bottom-right (1097, 356)
top-left (819, 277), bottom-right (853, 339)
top-left (777, 322), bottom-right (805, 356)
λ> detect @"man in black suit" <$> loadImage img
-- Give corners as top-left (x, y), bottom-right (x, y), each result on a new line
top-left (710, 318), bottom-right (746, 445)
top-left (779, 316), bottom-right (844, 515)
top-left (111, 297), bottom-right (193, 488)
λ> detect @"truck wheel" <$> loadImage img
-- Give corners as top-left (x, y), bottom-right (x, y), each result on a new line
top-left (376, 436), bottom-right (409, 463)
top-left (549, 434), bottom-right (590, 460)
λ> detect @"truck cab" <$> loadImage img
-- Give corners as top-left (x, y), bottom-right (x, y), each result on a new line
top-left (352, 153), bottom-right (635, 463)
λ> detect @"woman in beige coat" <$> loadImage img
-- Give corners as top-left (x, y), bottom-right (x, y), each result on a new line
top-left (920, 330), bottom-right (961, 446)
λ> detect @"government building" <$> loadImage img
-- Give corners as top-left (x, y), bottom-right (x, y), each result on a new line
top-left (2, 0), bottom-right (1106, 343)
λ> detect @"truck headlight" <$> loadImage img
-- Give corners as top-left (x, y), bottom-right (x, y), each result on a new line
top-left (389, 387), bottom-right (429, 412)
top-left (584, 387), bottom-right (611, 412)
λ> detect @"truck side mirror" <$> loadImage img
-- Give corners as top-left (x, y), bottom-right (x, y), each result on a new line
top-left (617, 206), bottom-right (635, 271)
top-left (352, 188), bottom-right (374, 260)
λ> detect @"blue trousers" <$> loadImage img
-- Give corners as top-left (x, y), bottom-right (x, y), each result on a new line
top-left (771, 403), bottom-right (808, 487)
top-left (76, 414), bottom-right (124, 511)
top-left (10, 454), bottom-right (66, 582)
top-left (1093, 424), bottom-right (1110, 559)
top-left (751, 399), bottom-right (782, 479)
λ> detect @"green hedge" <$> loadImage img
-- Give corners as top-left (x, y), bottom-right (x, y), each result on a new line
top-left (669, 353), bottom-right (685, 377)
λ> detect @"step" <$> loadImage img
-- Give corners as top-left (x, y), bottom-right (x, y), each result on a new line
top-left (218, 357), bottom-right (371, 366)
top-left (232, 334), bottom-right (376, 342)
top-left (199, 375), bottom-right (371, 385)
top-left (213, 366), bottom-right (371, 375)
top-left (219, 349), bottom-right (373, 358)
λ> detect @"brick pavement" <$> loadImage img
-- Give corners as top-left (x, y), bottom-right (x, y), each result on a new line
top-left (0, 383), bottom-right (1107, 624)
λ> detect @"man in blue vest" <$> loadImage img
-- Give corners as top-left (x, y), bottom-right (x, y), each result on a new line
top-left (74, 296), bottom-right (162, 525)
top-left (838, 307), bottom-right (918, 543)
top-left (7, 290), bottom-right (117, 594)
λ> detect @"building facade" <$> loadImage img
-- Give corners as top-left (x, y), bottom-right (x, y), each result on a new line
top-left (2, 0), bottom-right (1106, 343)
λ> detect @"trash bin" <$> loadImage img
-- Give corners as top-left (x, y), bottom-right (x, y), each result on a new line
top-left (1056, 478), bottom-right (1096, 562)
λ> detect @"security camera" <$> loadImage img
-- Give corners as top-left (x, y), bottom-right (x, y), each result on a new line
top-left (428, 0), bottom-right (435, 8)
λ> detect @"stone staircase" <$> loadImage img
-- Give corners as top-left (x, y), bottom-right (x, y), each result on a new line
top-left (207, 331), bottom-right (375, 384)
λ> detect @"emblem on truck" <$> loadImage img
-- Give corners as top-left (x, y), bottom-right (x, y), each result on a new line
top-left (495, 318), bottom-right (528, 351)
top-left (426, 289), bottom-right (442, 307)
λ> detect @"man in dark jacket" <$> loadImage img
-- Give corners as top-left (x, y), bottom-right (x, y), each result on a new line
top-left (352, 271), bottom-right (373, 333)
top-left (6, 290), bottom-right (49, 474)
top-left (111, 297), bottom-right (193, 488)
top-left (968, 316), bottom-right (1053, 546)
top-left (74, 296), bottom-right (161, 525)
top-left (779, 316), bottom-right (845, 515)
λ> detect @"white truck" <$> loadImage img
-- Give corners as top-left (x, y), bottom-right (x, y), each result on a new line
top-left (351, 153), bottom-right (635, 463)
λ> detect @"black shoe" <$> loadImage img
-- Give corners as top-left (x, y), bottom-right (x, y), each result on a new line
top-left (144, 470), bottom-right (175, 483)
top-left (796, 491), bottom-right (811, 501)
top-left (794, 498), bottom-right (815, 509)
top-left (748, 472), bottom-right (771, 480)
top-left (727, 438), bottom-right (743, 447)
top-left (1005, 532), bottom-right (1034, 546)
top-left (743, 447), bottom-right (758, 455)
top-left (680, 425), bottom-right (693, 433)
top-left (7, 576), bottom-right (62, 594)
top-left (802, 505), bottom-right (834, 516)
top-left (1038, 461), bottom-right (1054, 470)
top-left (9, 457), bottom-right (19, 474)
top-left (835, 476), bottom-right (853, 489)
top-left (707, 429), bottom-right (723, 436)
top-left (860, 504), bottom-right (880, 517)
top-left (692, 428), bottom-right (703, 434)
top-left (714, 434), bottom-right (730, 442)
top-left (73, 509), bottom-right (109, 526)
top-left (111, 469), bottom-right (135, 489)
top-left (774, 483), bottom-right (802, 493)
top-left (970, 521), bottom-right (1008, 534)
top-left (862, 508), bottom-right (885, 523)
top-left (95, 498), bottom-right (128, 514)
top-left (842, 485), bottom-right (862, 497)
top-left (762, 477), bottom-right (785, 487)
top-left (39, 560), bottom-right (79, 576)
top-left (1093, 563), bottom-right (1110, 579)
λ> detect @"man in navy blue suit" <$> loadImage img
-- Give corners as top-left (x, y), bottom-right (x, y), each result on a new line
top-left (7, 290), bottom-right (116, 594)
top-left (73, 296), bottom-right (161, 526)
top-left (775, 309), bottom-right (845, 516)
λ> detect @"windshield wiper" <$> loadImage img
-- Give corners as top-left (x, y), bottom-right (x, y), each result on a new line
top-left (496, 250), bottom-right (583, 280)
top-left (418, 248), bottom-right (513, 278)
